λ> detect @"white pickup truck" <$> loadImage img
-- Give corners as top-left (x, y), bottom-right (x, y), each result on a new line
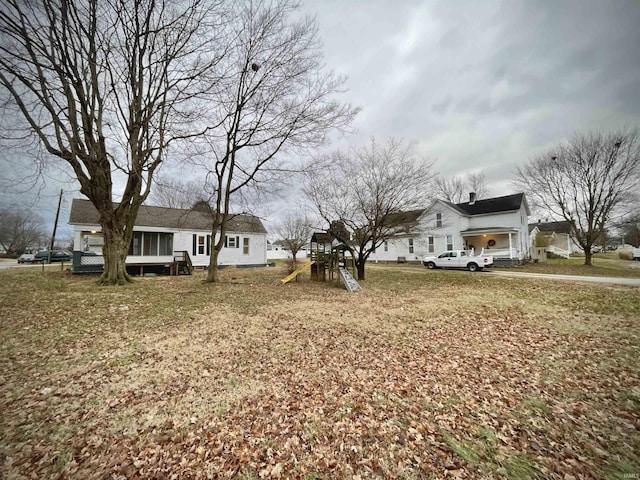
top-left (633, 248), bottom-right (640, 261)
top-left (423, 250), bottom-right (493, 272)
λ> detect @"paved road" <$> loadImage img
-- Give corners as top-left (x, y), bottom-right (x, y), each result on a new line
top-left (487, 270), bottom-right (640, 286)
top-left (3, 260), bottom-right (639, 286)
top-left (0, 261), bottom-right (31, 269)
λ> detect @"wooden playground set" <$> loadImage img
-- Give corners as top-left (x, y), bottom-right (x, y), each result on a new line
top-left (280, 232), bottom-right (361, 292)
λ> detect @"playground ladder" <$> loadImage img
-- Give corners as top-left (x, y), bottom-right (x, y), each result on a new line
top-left (339, 267), bottom-right (361, 292)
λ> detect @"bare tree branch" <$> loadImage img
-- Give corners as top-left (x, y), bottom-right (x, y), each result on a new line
top-left (512, 128), bottom-right (640, 265)
top-left (434, 172), bottom-right (489, 203)
top-left (0, 0), bottom-right (227, 284)
top-left (193, 0), bottom-right (359, 282)
top-left (0, 207), bottom-right (45, 254)
top-left (275, 211), bottom-right (313, 268)
top-left (305, 137), bottom-right (436, 280)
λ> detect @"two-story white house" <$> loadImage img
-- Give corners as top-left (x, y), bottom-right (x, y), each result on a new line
top-left (368, 192), bottom-right (531, 265)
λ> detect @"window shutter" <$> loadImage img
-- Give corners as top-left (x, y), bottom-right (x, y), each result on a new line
top-left (224, 235), bottom-right (228, 248)
top-left (192, 234), bottom-right (197, 255)
top-left (206, 235), bottom-right (211, 256)
top-left (236, 236), bottom-right (239, 248)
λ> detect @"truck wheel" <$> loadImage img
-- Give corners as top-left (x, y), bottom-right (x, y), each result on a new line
top-left (426, 261), bottom-right (436, 269)
top-left (467, 262), bottom-right (478, 272)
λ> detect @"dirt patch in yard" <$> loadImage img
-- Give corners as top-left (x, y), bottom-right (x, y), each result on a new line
top-left (1, 266), bottom-right (639, 479)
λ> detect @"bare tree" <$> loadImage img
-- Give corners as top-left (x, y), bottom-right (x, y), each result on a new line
top-left (0, 207), bottom-right (44, 254)
top-left (466, 172), bottom-right (489, 200)
top-left (612, 213), bottom-right (640, 247)
top-left (434, 172), bottom-right (488, 203)
top-left (305, 138), bottom-right (435, 280)
top-left (0, 0), bottom-right (226, 284)
top-left (194, 0), bottom-right (358, 282)
top-left (433, 176), bottom-right (465, 203)
top-left (276, 212), bottom-right (313, 268)
top-left (149, 174), bottom-right (212, 210)
top-left (513, 129), bottom-right (640, 265)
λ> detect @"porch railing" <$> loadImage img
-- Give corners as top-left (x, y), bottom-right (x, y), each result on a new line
top-left (479, 247), bottom-right (518, 259)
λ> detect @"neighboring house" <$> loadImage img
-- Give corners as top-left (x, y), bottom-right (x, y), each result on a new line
top-left (367, 209), bottom-right (427, 263)
top-left (529, 221), bottom-right (582, 258)
top-left (68, 199), bottom-right (268, 274)
top-left (267, 240), bottom-right (290, 260)
top-left (267, 240), bottom-right (309, 260)
top-left (368, 193), bottom-right (531, 265)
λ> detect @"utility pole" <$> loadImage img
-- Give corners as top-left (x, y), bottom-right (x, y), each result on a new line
top-left (47, 189), bottom-right (63, 264)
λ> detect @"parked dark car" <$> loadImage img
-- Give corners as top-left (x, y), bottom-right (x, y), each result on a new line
top-left (33, 250), bottom-right (73, 263)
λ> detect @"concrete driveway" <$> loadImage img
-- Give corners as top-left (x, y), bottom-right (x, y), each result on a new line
top-left (488, 270), bottom-right (640, 286)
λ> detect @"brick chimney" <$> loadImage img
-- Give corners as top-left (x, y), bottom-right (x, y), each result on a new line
top-left (469, 192), bottom-right (476, 205)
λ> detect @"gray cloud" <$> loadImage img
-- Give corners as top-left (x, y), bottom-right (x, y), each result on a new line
top-left (3, 0), bottom-right (639, 230)
top-left (302, 0), bottom-right (640, 195)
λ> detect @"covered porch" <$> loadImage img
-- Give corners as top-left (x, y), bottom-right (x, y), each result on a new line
top-left (460, 227), bottom-right (524, 265)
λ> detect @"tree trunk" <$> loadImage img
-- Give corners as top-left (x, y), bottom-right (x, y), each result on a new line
top-left (207, 247), bottom-right (220, 282)
top-left (356, 259), bottom-right (366, 281)
top-left (584, 249), bottom-right (593, 266)
top-left (99, 225), bottom-right (132, 285)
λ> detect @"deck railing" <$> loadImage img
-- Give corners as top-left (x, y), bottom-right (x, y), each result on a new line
top-left (479, 247), bottom-right (518, 259)
top-left (172, 250), bottom-right (193, 274)
top-left (547, 245), bottom-right (570, 258)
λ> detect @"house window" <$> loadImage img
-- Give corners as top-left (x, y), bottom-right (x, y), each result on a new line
top-left (144, 232), bottom-right (158, 255)
top-left (225, 235), bottom-right (240, 248)
top-left (158, 233), bottom-right (173, 255)
top-left (384, 241), bottom-right (388, 252)
top-left (408, 238), bottom-right (414, 254)
top-left (130, 232), bottom-right (142, 256)
top-left (428, 236), bottom-right (434, 253)
top-left (198, 236), bottom-right (205, 255)
top-left (446, 234), bottom-right (453, 250)
top-left (130, 232), bottom-right (173, 256)
top-left (436, 213), bottom-right (442, 228)
top-left (243, 237), bottom-right (249, 255)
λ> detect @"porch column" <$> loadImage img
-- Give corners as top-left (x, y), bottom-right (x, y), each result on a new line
top-left (73, 230), bottom-right (83, 251)
top-left (508, 232), bottom-right (513, 259)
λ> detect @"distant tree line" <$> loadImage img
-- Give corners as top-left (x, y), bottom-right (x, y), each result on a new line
top-left (0, 208), bottom-right (45, 255)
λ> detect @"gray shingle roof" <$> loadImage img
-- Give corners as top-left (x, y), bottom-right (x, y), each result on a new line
top-left (445, 193), bottom-right (527, 215)
top-left (386, 209), bottom-right (427, 232)
top-left (68, 199), bottom-right (267, 234)
top-left (529, 220), bottom-right (572, 235)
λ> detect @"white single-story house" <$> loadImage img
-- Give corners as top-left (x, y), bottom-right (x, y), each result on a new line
top-left (368, 192), bottom-right (531, 265)
top-left (529, 220), bottom-right (582, 259)
top-left (68, 199), bottom-right (268, 274)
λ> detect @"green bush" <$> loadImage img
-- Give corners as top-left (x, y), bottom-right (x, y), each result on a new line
top-left (618, 250), bottom-right (633, 260)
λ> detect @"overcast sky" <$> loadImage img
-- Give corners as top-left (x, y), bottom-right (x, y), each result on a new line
top-left (2, 0), bottom-right (639, 238)
top-left (299, 0), bottom-right (640, 197)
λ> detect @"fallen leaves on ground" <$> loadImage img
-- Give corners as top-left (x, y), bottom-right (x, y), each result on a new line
top-left (1, 266), bottom-right (638, 479)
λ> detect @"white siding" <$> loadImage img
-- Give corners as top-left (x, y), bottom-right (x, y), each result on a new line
top-left (366, 197), bottom-right (531, 262)
top-left (73, 225), bottom-right (267, 267)
top-left (176, 231), bottom-right (267, 267)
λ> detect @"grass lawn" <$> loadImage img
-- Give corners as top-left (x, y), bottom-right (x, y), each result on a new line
top-left (1, 265), bottom-right (639, 479)
top-left (504, 252), bottom-right (640, 278)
